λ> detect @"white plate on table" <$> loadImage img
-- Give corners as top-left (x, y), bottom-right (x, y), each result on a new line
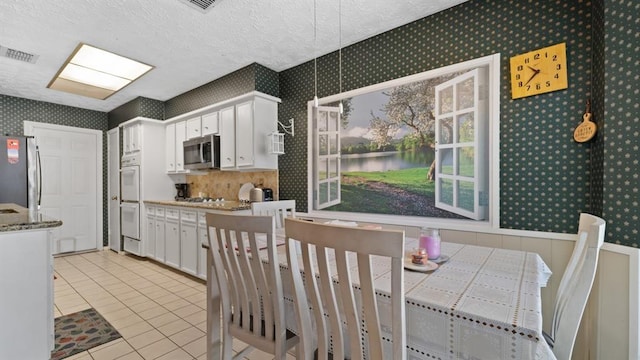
top-left (404, 258), bottom-right (438, 272)
top-left (238, 183), bottom-right (254, 201)
top-left (430, 254), bottom-right (450, 264)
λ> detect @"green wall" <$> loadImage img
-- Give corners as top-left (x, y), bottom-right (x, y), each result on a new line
top-left (2, 0), bottom-right (637, 247)
top-left (600, 0), bottom-right (639, 246)
top-left (0, 94), bottom-right (110, 245)
top-left (276, 0), bottom-right (637, 246)
top-left (163, 63), bottom-right (279, 120)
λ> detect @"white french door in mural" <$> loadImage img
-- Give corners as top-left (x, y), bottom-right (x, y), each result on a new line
top-left (314, 106), bottom-right (341, 210)
top-left (434, 68), bottom-right (489, 220)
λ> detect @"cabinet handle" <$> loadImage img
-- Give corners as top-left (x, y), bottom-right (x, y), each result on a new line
top-left (195, 129), bottom-right (199, 132)
top-left (204, 126), bottom-right (209, 130)
top-left (239, 156), bottom-right (244, 160)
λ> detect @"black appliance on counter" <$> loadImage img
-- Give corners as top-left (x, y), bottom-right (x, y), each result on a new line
top-left (262, 188), bottom-right (274, 201)
top-left (175, 183), bottom-right (189, 200)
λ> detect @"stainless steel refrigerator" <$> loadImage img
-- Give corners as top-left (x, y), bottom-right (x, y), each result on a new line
top-left (0, 135), bottom-right (39, 210)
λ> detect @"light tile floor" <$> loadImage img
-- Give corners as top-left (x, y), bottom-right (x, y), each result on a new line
top-left (54, 250), bottom-right (294, 360)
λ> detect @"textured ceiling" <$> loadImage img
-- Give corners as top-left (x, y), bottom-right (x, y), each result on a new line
top-left (0, 0), bottom-right (468, 112)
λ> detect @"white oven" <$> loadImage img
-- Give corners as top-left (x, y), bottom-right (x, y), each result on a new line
top-left (120, 166), bottom-right (140, 202)
top-left (120, 202), bottom-right (140, 239)
top-left (120, 154), bottom-right (142, 255)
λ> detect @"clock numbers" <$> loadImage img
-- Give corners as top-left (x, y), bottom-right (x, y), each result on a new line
top-left (510, 42), bottom-right (568, 99)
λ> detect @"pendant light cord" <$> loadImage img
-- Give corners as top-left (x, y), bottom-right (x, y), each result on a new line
top-left (314, 0), bottom-right (318, 103)
top-left (339, 0), bottom-right (342, 95)
top-left (338, 0), bottom-right (344, 114)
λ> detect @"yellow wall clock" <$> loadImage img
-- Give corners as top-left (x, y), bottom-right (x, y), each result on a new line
top-left (510, 42), bottom-right (568, 99)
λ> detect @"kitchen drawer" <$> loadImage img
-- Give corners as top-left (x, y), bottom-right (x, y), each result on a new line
top-left (155, 207), bottom-right (165, 217)
top-left (166, 208), bottom-right (180, 220)
top-left (198, 212), bottom-right (207, 226)
top-left (181, 210), bottom-right (197, 223)
top-left (123, 236), bottom-right (141, 256)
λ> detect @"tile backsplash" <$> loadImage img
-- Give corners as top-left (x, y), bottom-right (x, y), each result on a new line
top-left (186, 170), bottom-right (278, 200)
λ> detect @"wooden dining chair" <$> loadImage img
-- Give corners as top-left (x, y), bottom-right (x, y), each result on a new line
top-left (251, 200), bottom-right (296, 229)
top-left (205, 213), bottom-right (298, 360)
top-left (284, 218), bottom-right (406, 360)
top-left (544, 213), bottom-right (606, 360)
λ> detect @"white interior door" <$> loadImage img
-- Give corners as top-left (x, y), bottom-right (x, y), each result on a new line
top-left (24, 122), bottom-right (102, 254)
top-left (108, 129), bottom-right (121, 252)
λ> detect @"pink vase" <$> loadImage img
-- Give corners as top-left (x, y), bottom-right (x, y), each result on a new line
top-left (419, 228), bottom-right (441, 260)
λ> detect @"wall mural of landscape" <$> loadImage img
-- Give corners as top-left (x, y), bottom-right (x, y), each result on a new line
top-left (323, 70), bottom-right (473, 220)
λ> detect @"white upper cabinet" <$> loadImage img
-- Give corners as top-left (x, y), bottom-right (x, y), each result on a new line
top-left (186, 116), bottom-right (201, 139)
top-left (185, 111), bottom-right (219, 139)
top-left (175, 121), bottom-right (186, 172)
top-left (165, 123), bottom-right (176, 172)
top-left (164, 91), bottom-right (280, 171)
top-left (123, 123), bottom-right (141, 154)
top-left (201, 112), bottom-right (219, 136)
top-left (219, 96), bottom-right (278, 170)
top-left (235, 100), bottom-right (254, 168)
top-left (219, 106), bottom-right (236, 169)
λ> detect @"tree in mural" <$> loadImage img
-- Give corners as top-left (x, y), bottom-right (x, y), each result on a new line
top-left (329, 98), bottom-right (354, 129)
top-left (367, 73), bottom-right (472, 180)
top-left (369, 111), bottom-right (395, 149)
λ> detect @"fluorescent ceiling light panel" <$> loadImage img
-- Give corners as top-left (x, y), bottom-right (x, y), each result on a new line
top-left (48, 43), bottom-right (153, 100)
top-left (60, 64), bottom-right (130, 90)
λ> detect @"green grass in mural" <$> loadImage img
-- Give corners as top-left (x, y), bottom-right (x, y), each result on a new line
top-left (326, 167), bottom-right (476, 215)
top-left (328, 184), bottom-right (398, 213)
top-left (344, 168), bottom-right (435, 196)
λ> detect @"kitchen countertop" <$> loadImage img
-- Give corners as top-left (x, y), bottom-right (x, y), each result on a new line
top-left (145, 200), bottom-right (252, 211)
top-left (0, 203), bottom-right (63, 232)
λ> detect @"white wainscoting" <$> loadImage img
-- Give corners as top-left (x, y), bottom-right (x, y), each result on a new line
top-left (435, 229), bottom-right (640, 360)
top-left (300, 216), bottom-right (640, 360)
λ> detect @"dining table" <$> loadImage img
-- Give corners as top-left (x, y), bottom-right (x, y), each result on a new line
top-left (206, 235), bottom-right (556, 360)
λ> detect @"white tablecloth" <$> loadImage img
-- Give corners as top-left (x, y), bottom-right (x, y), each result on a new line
top-left (266, 239), bottom-right (555, 360)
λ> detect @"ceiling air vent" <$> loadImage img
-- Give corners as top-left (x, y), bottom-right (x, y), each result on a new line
top-left (178, 0), bottom-right (221, 12)
top-left (0, 45), bottom-right (39, 64)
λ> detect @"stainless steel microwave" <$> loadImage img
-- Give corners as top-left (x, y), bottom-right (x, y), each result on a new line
top-left (183, 134), bottom-right (220, 170)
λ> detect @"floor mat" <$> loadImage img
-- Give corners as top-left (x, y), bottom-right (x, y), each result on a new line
top-left (51, 308), bottom-right (121, 360)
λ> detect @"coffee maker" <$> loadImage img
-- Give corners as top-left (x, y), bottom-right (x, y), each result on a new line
top-left (175, 183), bottom-right (189, 200)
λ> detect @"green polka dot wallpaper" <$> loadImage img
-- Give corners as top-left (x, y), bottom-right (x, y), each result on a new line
top-left (602, 0), bottom-right (639, 247)
top-left (0, 0), bottom-right (637, 247)
top-left (108, 96), bottom-right (164, 128)
top-left (164, 63), bottom-right (279, 119)
top-left (276, 0), bottom-right (638, 246)
top-left (0, 94), bottom-right (110, 245)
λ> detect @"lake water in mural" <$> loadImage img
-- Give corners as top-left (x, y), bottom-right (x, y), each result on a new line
top-left (340, 151), bottom-right (434, 173)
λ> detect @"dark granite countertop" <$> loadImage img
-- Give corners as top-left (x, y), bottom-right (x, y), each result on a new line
top-left (144, 200), bottom-right (251, 211)
top-left (0, 203), bottom-right (63, 232)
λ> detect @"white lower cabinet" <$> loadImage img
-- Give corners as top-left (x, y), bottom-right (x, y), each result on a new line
top-left (145, 210), bottom-right (156, 259)
top-left (143, 204), bottom-right (249, 279)
top-left (197, 212), bottom-right (209, 280)
top-left (165, 209), bottom-right (180, 269)
top-left (1, 229), bottom-right (55, 359)
top-left (180, 210), bottom-right (198, 276)
top-left (155, 207), bottom-right (166, 261)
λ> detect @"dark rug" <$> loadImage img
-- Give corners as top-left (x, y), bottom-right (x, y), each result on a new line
top-left (51, 308), bottom-right (122, 360)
